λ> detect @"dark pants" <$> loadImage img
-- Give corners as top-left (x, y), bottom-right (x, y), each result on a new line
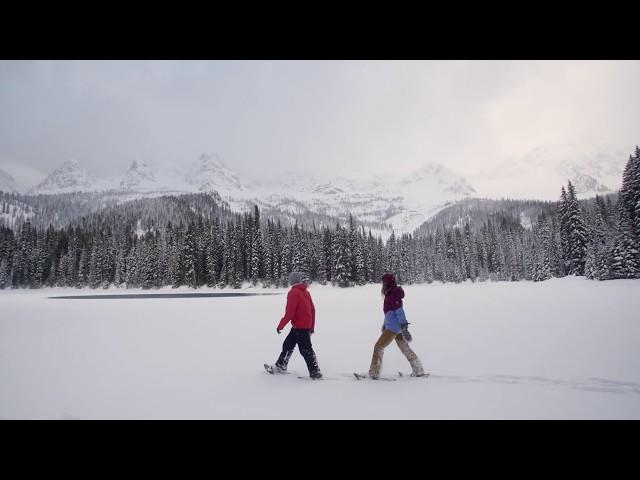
top-left (276, 328), bottom-right (321, 377)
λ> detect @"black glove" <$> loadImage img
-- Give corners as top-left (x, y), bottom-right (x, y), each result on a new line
top-left (400, 323), bottom-right (412, 343)
top-left (277, 328), bottom-right (282, 334)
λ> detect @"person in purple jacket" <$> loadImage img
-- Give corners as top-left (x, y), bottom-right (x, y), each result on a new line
top-left (367, 273), bottom-right (425, 379)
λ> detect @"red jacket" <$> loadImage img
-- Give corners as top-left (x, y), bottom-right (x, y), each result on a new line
top-left (277, 283), bottom-right (316, 331)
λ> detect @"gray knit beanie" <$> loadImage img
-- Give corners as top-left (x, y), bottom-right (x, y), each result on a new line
top-left (288, 271), bottom-right (303, 286)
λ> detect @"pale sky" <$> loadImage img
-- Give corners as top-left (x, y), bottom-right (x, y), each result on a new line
top-left (1, 60), bottom-right (639, 188)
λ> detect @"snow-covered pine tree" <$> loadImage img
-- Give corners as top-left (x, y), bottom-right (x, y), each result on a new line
top-left (584, 199), bottom-right (612, 280)
top-left (333, 224), bottom-right (350, 287)
top-left (376, 236), bottom-right (386, 280)
top-left (415, 237), bottom-right (426, 283)
top-left (271, 221), bottom-right (284, 286)
top-left (618, 147), bottom-right (640, 252)
top-left (348, 214), bottom-right (357, 283)
top-left (77, 245), bottom-right (90, 288)
top-left (233, 222), bottom-right (244, 288)
top-left (633, 146), bottom-right (640, 243)
top-left (387, 231), bottom-right (398, 277)
top-left (88, 236), bottom-right (104, 288)
top-left (522, 235), bottom-right (536, 281)
top-left (218, 222), bottom-right (232, 288)
top-left (433, 227), bottom-right (446, 282)
top-left (366, 230), bottom-right (376, 283)
top-left (462, 223), bottom-right (475, 281)
top-left (399, 235), bottom-right (411, 284)
top-left (534, 215), bottom-right (552, 282)
top-left (323, 228), bottom-right (333, 283)
top-left (280, 230), bottom-right (292, 286)
top-left (19, 221), bottom-right (34, 287)
top-left (292, 224), bottom-right (309, 281)
top-left (611, 199), bottom-right (640, 279)
top-left (0, 258), bottom-right (8, 289)
top-left (316, 233), bottom-right (327, 285)
top-left (565, 181), bottom-right (588, 275)
top-left (307, 234), bottom-right (320, 283)
top-left (113, 242), bottom-right (126, 287)
top-left (181, 223), bottom-right (198, 288)
top-left (164, 223), bottom-right (178, 288)
top-left (354, 233), bottom-right (366, 285)
top-left (261, 221), bottom-right (274, 287)
top-left (250, 206), bottom-right (263, 286)
top-left (558, 186), bottom-right (570, 273)
top-left (194, 218), bottom-right (208, 287)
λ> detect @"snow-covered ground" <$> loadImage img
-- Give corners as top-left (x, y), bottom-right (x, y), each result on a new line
top-left (1, 277), bottom-right (639, 419)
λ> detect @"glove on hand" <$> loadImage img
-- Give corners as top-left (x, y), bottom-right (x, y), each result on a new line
top-left (400, 323), bottom-right (412, 343)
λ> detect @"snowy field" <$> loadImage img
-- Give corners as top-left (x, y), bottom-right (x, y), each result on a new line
top-left (1, 277), bottom-right (639, 419)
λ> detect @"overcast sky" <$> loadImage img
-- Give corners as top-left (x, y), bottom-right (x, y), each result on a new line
top-left (1, 60), bottom-right (639, 187)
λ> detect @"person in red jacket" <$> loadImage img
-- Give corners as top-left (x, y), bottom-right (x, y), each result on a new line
top-left (271, 271), bottom-right (322, 379)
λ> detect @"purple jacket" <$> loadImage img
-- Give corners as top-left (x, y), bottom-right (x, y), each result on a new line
top-left (383, 285), bottom-right (405, 313)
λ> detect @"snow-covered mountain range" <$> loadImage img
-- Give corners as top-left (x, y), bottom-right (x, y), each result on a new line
top-left (468, 143), bottom-right (628, 200)
top-left (24, 155), bottom-right (477, 236)
top-left (13, 142), bottom-right (632, 236)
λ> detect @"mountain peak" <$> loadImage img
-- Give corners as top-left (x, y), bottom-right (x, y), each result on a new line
top-left (470, 142), bottom-right (628, 200)
top-left (185, 153), bottom-right (244, 192)
top-left (62, 159), bottom-right (80, 169)
top-left (120, 159), bottom-right (156, 189)
top-left (197, 153), bottom-right (226, 169)
top-left (29, 160), bottom-right (97, 195)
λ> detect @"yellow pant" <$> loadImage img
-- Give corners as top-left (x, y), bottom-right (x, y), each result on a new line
top-left (368, 329), bottom-right (424, 378)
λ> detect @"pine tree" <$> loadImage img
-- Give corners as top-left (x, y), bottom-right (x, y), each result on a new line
top-left (113, 244), bottom-right (126, 287)
top-left (292, 225), bottom-right (309, 281)
top-left (533, 215), bottom-right (552, 281)
top-left (354, 234), bottom-right (366, 285)
top-left (433, 227), bottom-right (446, 282)
top-left (0, 258), bottom-right (8, 289)
top-left (316, 232), bottom-right (328, 285)
top-left (634, 146), bottom-right (640, 243)
top-left (250, 206), bottom-right (263, 286)
top-left (611, 200), bottom-right (640, 279)
top-left (279, 232), bottom-right (292, 286)
top-left (165, 224), bottom-right (180, 287)
top-left (558, 186), bottom-right (570, 274)
top-left (322, 228), bottom-right (333, 283)
top-left (584, 203), bottom-right (612, 280)
top-left (620, 147), bottom-right (640, 250)
top-left (88, 237), bottom-right (103, 288)
top-left (399, 235), bottom-right (411, 284)
top-left (77, 246), bottom-right (90, 288)
top-left (387, 231), bottom-right (398, 277)
top-left (333, 224), bottom-right (350, 287)
top-left (233, 222), bottom-right (244, 288)
top-left (462, 223), bottom-right (475, 281)
top-left (219, 222), bottom-right (233, 288)
top-left (181, 223), bottom-right (198, 288)
top-left (19, 221), bottom-right (34, 287)
top-left (564, 181), bottom-right (588, 275)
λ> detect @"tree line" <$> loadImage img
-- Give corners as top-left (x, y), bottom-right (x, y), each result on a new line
top-left (1, 146), bottom-right (638, 289)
